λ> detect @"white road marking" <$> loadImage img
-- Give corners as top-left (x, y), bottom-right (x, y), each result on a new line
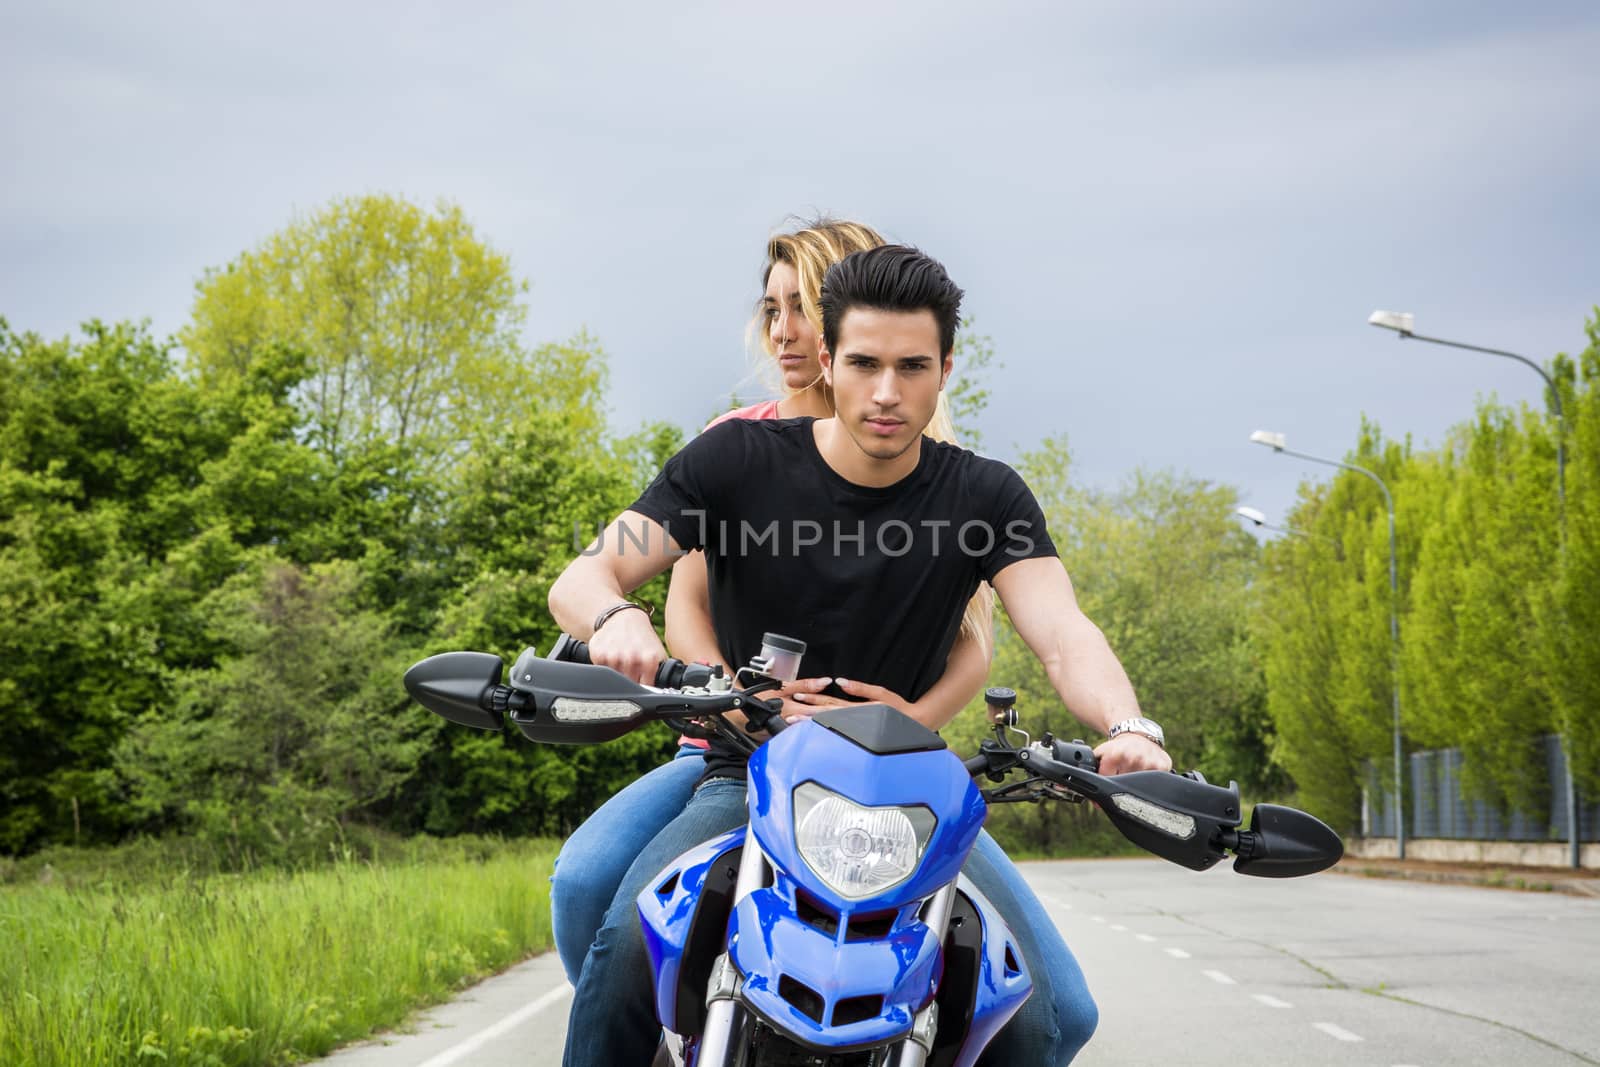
top-left (1164, 947), bottom-right (1191, 959)
top-left (1202, 969), bottom-right (1236, 985)
top-left (1135, 934), bottom-right (1157, 943)
top-left (1110, 923), bottom-right (1128, 932)
top-left (1313, 1022), bottom-right (1363, 1043)
top-left (1037, 894), bottom-right (1072, 910)
top-left (1252, 994), bottom-right (1293, 1008)
top-left (1091, 915), bottom-right (1106, 924)
top-left (416, 983), bottom-right (574, 1067)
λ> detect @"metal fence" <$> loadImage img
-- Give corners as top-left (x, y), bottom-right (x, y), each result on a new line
top-left (1363, 734), bottom-right (1600, 841)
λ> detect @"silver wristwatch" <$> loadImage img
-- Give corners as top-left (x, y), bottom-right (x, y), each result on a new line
top-left (1107, 716), bottom-right (1165, 748)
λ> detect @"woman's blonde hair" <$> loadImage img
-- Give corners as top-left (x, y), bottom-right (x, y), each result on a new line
top-left (751, 217), bottom-right (991, 653)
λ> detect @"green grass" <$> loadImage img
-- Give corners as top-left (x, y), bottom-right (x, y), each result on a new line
top-left (0, 838), bottom-right (559, 1067)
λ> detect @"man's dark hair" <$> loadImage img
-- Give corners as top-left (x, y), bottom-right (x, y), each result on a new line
top-left (819, 245), bottom-right (965, 356)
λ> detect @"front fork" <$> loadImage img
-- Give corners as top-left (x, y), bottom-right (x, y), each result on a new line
top-left (694, 832), bottom-right (767, 1067)
top-left (884, 881), bottom-right (957, 1067)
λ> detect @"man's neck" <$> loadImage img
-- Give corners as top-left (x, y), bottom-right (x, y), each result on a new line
top-left (812, 417), bottom-right (923, 488)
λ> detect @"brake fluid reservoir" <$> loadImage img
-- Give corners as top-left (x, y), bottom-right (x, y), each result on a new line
top-left (757, 632), bottom-right (807, 683)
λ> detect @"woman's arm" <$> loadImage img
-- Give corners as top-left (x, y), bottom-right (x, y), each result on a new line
top-left (824, 616), bottom-right (991, 732)
top-left (663, 550), bottom-right (727, 671)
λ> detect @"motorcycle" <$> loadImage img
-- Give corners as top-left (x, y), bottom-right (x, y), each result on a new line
top-left (405, 632), bottom-right (1343, 1066)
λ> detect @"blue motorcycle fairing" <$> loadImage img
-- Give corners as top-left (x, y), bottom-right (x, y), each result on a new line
top-left (638, 826), bottom-right (746, 1036)
top-left (729, 872), bottom-right (938, 1050)
top-left (726, 870), bottom-right (1032, 1058)
top-left (944, 874), bottom-right (1032, 1067)
top-left (747, 718), bottom-right (988, 915)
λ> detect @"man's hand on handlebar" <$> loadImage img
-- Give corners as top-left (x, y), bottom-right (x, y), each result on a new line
top-left (1093, 733), bottom-right (1171, 776)
top-left (587, 610), bottom-right (668, 686)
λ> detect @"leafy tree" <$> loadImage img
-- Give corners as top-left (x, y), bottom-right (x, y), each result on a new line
top-left (1405, 404), bottom-right (1560, 816)
top-left (0, 316), bottom-right (445, 854)
top-left (1548, 310), bottom-right (1600, 793)
top-left (182, 194), bottom-right (587, 474)
top-left (1256, 422), bottom-right (1420, 831)
top-left (115, 558), bottom-right (430, 865)
top-left (0, 321), bottom-right (306, 851)
top-left (1255, 483), bottom-right (1365, 828)
top-left (401, 380), bottom-right (686, 837)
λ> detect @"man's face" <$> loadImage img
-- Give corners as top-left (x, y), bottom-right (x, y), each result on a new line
top-left (821, 307), bottom-right (951, 463)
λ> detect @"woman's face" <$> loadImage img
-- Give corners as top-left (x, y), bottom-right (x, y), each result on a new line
top-left (763, 261), bottom-right (823, 392)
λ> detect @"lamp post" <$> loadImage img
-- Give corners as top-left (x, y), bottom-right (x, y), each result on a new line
top-left (1237, 505), bottom-right (1281, 533)
top-left (1236, 506), bottom-right (1337, 548)
top-left (1369, 310), bottom-right (1578, 868)
top-left (1368, 312), bottom-right (1565, 522)
top-left (1250, 430), bottom-right (1406, 858)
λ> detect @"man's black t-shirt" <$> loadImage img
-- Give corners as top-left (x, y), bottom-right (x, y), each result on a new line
top-left (628, 417), bottom-right (1058, 781)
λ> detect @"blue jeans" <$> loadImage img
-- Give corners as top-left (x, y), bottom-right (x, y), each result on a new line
top-left (549, 746), bottom-right (705, 984)
top-left (967, 831), bottom-right (1099, 1062)
top-left (560, 775), bottom-right (1098, 1065)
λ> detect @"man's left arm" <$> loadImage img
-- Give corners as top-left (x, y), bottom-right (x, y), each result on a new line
top-left (990, 556), bottom-right (1171, 775)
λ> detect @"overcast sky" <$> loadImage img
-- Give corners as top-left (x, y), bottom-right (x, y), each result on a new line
top-left (4, 1), bottom-right (1597, 534)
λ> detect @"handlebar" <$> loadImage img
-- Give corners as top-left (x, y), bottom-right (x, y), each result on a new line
top-left (408, 640), bottom-right (1342, 877)
top-left (545, 632), bottom-right (786, 741)
top-left (966, 735), bottom-right (1100, 781)
top-left (547, 632), bottom-right (716, 690)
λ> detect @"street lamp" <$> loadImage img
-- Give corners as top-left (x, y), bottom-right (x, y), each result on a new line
top-left (1368, 311), bottom-right (1566, 523)
top-left (1369, 310), bottom-right (1578, 868)
top-left (1251, 430), bottom-right (1407, 858)
top-left (1236, 506), bottom-right (1334, 547)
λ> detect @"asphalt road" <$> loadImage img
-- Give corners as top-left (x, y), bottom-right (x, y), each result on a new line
top-left (318, 859), bottom-right (1600, 1066)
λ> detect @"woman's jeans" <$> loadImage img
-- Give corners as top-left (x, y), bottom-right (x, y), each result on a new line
top-left (549, 747), bottom-right (705, 983)
top-left (555, 768), bottom-right (1098, 1065)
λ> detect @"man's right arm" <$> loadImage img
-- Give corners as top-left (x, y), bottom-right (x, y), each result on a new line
top-left (549, 509), bottom-right (687, 685)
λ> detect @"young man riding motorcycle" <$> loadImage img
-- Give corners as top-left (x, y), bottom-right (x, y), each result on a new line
top-left (548, 244), bottom-right (1169, 1065)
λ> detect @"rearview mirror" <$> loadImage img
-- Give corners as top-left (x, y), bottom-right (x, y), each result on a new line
top-left (1233, 803), bottom-right (1343, 878)
top-left (403, 651), bottom-right (506, 731)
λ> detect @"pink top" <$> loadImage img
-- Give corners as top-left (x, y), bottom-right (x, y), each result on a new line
top-left (705, 399), bottom-right (782, 429)
top-left (678, 398), bottom-right (784, 749)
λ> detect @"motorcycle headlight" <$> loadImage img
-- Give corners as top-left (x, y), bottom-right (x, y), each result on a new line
top-left (792, 782), bottom-right (937, 901)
